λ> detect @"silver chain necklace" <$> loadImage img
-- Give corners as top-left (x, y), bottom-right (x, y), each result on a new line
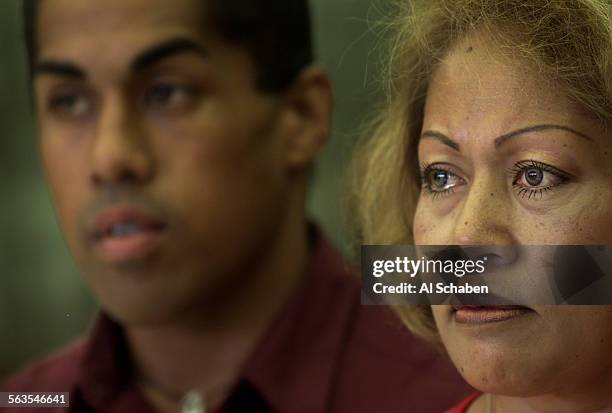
top-left (180, 391), bottom-right (206, 413)
top-left (137, 375), bottom-right (207, 413)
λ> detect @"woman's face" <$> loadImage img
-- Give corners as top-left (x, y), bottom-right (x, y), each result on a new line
top-left (414, 33), bottom-right (612, 397)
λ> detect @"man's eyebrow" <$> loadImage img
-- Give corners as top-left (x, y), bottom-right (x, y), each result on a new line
top-left (34, 61), bottom-right (86, 79)
top-left (131, 37), bottom-right (208, 72)
top-left (420, 130), bottom-right (461, 151)
top-left (494, 124), bottom-right (593, 148)
top-left (32, 38), bottom-right (206, 80)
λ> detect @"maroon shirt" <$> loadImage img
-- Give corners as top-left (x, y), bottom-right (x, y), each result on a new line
top-left (2, 228), bottom-right (470, 412)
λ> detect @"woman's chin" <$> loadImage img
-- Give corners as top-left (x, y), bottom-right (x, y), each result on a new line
top-left (443, 332), bottom-right (557, 397)
top-left (458, 365), bottom-right (544, 397)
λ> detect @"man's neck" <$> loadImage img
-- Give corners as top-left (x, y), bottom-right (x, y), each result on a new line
top-left (124, 195), bottom-right (311, 411)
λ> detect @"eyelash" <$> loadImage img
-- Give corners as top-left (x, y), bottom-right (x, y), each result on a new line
top-left (46, 91), bottom-right (93, 119)
top-left (420, 163), bottom-right (461, 200)
top-left (420, 160), bottom-right (573, 201)
top-left (143, 82), bottom-right (199, 107)
top-left (507, 160), bottom-right (573, 200)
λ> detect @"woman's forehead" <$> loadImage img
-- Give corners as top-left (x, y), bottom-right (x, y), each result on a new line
top-left (431, 35), bottom-right (563, 109)
top-left (422, 33), bottom-right (595, 146)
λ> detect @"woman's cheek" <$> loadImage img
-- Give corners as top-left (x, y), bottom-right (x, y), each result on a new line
top-left (516, 195), bottom-right (612, 244)
top-left (413, 204), bottom-right (432, 244)
top-left (413, 203), bottom-right (448, 244)
top-left (571, 191), bottom-right (612, 244)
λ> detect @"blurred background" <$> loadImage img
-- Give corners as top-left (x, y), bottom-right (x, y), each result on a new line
top-left (0, 0), bottom-right (389, 378)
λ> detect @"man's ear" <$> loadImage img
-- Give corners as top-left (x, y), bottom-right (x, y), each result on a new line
top-left (280, 66), bottom-right (333, 169)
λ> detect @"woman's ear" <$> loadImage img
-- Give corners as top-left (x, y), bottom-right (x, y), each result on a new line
top-left (279, 66), bottom-right (333, 170)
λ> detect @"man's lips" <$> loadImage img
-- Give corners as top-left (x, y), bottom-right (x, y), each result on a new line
top-left (451, 305), bottom-right (534, 324)
top-left (89, 205), bottom-right (167, 263)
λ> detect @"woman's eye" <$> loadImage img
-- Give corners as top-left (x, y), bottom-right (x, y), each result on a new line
top-left (144, 83), bottom-right (197, 110)
top-left (422, 165), bottom-right (465, 198)
top-left (47, 93), bottom-right (92, 119)
top-left (511, 160), bottom-right (573, 200)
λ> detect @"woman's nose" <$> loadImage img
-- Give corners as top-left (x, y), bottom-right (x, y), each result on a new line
top-left (451, 175), bottom-right (516, 247)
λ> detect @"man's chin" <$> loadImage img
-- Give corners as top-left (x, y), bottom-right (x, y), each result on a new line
top-left (99, 298), bottom-right (189, 328)
top-left (87, 278), bottom-right (200, 328)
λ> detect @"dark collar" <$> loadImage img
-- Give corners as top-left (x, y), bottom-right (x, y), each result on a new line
top-left (76, 224), bottom-right (358, 413)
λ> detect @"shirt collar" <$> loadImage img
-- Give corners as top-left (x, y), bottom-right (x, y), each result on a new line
top-left (77, 315), bottom-right (136, 411)
top-left (239, 225), bottom-right (358, 413)
top-left (76, 224), bottom-right (357, 413)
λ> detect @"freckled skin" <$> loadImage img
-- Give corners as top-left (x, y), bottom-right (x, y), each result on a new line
top-left (414, 32), bottom-right (612, 412)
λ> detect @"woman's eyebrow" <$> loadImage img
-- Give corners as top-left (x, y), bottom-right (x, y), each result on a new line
top-left (421, 124), bottom-right (593, 152)
top-left (420, 130), bottom-right (461, 151)
top-left (494, 124), bottom-right (593, 148)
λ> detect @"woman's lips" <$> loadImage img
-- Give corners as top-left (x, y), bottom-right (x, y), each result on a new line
top-left (452, 305), bottom-right (534, 324)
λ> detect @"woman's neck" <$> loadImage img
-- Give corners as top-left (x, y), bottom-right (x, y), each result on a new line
top-left (470, 391), bottom-right (612, 413)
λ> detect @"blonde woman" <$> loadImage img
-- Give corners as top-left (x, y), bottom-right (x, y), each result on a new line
top-left (352, 0), bottom-right (612, 412)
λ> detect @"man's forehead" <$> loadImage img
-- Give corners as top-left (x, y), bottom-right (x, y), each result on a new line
top-left (37, 0), bottom-right (206, 55)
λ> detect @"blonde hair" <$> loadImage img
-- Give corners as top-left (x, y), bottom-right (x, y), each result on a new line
top-left (350, 0), bottom-right (612, 342)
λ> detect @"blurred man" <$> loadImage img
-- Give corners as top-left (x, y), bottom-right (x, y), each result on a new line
top-left (2, 0), bottom-right (470, 412)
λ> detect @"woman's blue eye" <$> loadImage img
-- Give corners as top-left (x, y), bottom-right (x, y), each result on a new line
top-left (432, 171), bottom-right (449, 188)
top-left (421, 165), bottom-right (464, 198)
top-left (524, 168), bottom-right (544, 186)
top-left (510, 160), bottom-right (573, 200)
top-left (421, 160), bottom-right (573, 202)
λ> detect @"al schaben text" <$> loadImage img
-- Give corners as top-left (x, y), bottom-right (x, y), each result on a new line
top-left (372, 282), bottom-right (489, 294)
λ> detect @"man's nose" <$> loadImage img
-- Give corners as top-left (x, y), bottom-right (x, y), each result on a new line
top-left (90, 95), bottom-right (154, 187)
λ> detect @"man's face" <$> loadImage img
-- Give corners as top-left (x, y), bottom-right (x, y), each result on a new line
top-left (35, 0), bottom-right (297, 324)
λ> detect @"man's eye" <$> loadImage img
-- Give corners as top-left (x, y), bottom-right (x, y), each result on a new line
top-left (47, 93), bottom-right (92, 118)
top-left (510, 160), bottom-right (573, 200)
top-left (143, 83), bottom-right (195, 109)
top-left (421, 164), bottom-right (465, 199)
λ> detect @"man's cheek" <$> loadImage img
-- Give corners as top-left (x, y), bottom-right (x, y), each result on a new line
top-left (50, 183), bottom-right (83, 244)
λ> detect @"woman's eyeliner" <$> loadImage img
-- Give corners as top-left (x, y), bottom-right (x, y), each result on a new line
top-left (421, 160), bottom-right (573, 201)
